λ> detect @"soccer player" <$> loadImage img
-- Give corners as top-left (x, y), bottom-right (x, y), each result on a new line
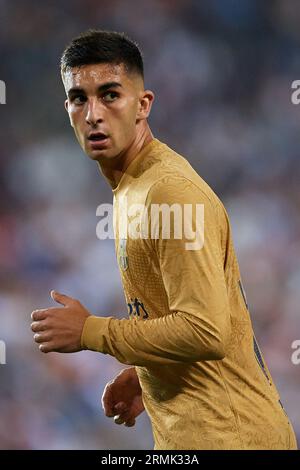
top-left (31, 30), bottom-right (297, 450)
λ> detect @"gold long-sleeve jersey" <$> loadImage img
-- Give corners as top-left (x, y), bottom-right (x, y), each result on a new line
top-left (82, 138), bottom-right (297, 450)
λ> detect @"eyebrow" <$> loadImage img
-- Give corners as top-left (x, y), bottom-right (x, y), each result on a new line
top-left (67, 81), bottom-right (122, 98)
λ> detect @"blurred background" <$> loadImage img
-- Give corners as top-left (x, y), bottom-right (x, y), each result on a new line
top-left (0, 0), bottom-right (300, 449)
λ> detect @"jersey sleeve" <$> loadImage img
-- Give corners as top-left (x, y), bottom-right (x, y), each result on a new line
top-left (81, 175), bottom-right (231, 366)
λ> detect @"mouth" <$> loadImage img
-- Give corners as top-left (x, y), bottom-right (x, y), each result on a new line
top-left (88, 132), bottom-right (108, 142)
top-left (87, 132), bottom-right (110, 150)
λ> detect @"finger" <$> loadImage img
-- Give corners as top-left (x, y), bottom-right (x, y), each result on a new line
top-left (50, 290), bottom-right (75, 307)
top-left (114, 414), bottom-right (125, 425)
top-left (113, 404), bottom-right (133, 425)
top-left (38, 342), bottom-right (54, 353)
top-left (31, 321), bottom-right (48, 333)
top-left (114, 413), bottom-right (136, 427)
top-left (115, 408), bottom-right (134, 425)
top-left (114, 401), bottom-right (128, 414)
top-left (34, 332), bottom-right (53, 344)
top-left (101, 384), bottom-right (115, 417)
top-left (124, 418), bottom-right (136, 427)
top-left (31, 309), bottom-right (49, 321)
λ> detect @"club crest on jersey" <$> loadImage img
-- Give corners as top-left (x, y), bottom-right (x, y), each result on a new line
top-left (119, 238), bottom-right (129, 271)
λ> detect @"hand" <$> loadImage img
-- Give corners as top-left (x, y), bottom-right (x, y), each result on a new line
top-left (102, 367), bottom-right (145, 427)
top-left (31, 291), bottom-right (90, 353)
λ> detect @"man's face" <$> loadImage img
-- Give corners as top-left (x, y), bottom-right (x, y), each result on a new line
top-left (63, 63), bottom-right (147, 161)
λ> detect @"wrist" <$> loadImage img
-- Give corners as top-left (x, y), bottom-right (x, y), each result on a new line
top-left (81, 315), bottom-right (113, 353)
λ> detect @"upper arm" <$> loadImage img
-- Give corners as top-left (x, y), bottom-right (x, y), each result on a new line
top-left (146, 175), bottom-right (231, 351)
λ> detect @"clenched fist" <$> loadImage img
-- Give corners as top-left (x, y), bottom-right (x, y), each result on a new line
top-left (31, 290), bottom-right (90, 353)
top-left (102, 367), bottom-right (145, 427)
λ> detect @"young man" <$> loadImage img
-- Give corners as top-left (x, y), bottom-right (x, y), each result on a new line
top-left (31, 30), bottom-right (297, 450)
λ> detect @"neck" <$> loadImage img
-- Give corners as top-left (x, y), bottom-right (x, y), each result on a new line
top-left (97, 123), bottom-right (154, 189)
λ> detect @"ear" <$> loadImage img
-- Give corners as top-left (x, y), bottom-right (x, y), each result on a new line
top-left (136, 90), bottom-right (155, 120)
top-left (64, 99), bottom-right (74, 127)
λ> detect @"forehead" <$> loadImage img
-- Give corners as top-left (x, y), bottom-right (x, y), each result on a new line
top-left (63, 63), bottom-right (130, 91)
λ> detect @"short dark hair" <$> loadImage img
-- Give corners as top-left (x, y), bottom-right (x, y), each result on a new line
top-left (61, 30), bottom-right (144, 79)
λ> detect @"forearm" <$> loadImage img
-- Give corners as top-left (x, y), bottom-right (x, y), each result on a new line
top-left (81, 310), bottom-right (228, 366)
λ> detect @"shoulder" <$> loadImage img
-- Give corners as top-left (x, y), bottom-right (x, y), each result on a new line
top-left (146, 169), bottom-right (220, 214)
top-left (146, 142), bottom-right (220, 206)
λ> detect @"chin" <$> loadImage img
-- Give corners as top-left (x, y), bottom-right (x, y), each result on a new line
top-left (87, 149), bottom-right (114, 161)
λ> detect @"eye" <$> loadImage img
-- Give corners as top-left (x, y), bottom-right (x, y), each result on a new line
top-left (103, 91), bottom-right (118, 102)
top-left (72, 95), bottom-right (86, 105)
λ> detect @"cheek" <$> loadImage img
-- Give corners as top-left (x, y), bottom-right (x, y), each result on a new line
top-left (68, 110), bottom-right (77, 127)
top-left (69, 110), bottom-right (82, 130)
top-left (69, 112), bottom-right (85, 142)
top-left (115, 97), bottom-right (139, 129)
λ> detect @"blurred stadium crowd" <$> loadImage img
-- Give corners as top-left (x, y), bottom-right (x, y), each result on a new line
top-left (0, 0), bottom-right (299, 449)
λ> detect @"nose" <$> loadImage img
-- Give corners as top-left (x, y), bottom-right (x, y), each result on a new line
top-left (85, 98), bottom-right (103, 127)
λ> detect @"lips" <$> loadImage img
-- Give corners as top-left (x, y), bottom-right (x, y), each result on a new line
top-left (88, 132), bottom-right (108, 141)
top-left (87, 132), bottom-right (110, 151)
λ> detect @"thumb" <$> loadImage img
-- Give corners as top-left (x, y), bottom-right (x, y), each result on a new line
top-left (50, 290), bottom-right (74, 306)
top-left (114, 402), bottom-right (128, 414)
